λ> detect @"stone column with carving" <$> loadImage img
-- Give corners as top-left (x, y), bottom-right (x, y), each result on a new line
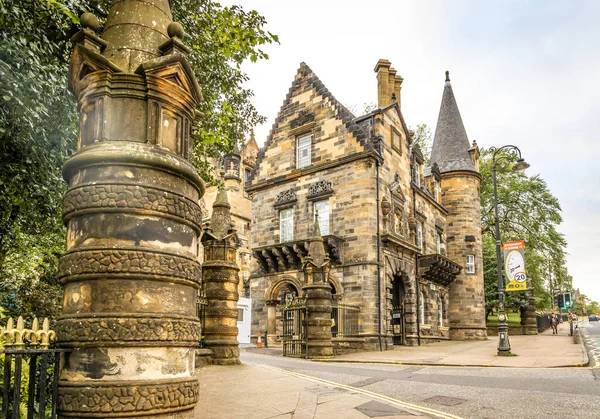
top-left (57, 1), bottom-right (203, 417)
top-left (201, 188), bottom-right (241, 365)
top-left (302, 217), bottom-right (334, 359)
top-left (521, 290), bottom-right (538, 335)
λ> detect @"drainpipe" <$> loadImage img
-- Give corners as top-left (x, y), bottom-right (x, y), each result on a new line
top-left (375, 134), bottom-right (383, 351)
top-left (412, 163), bottom-right (421, 346)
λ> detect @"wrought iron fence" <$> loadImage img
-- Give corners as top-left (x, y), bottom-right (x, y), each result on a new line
top-left (282, 298), bottom-right (307, 357)
top-left (536, 312), bottom-right (553, 333)
top-left (197, 291), bottom-right (208, 348)
top-left (331, 301), bottom-right (360, 338)
top-left (0, 316), bottom-right (68, 419)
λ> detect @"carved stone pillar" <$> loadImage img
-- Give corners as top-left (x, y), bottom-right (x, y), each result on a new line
top-left (57, 2), bottom-right (203, 417)
top-left (302, 217), bottom-right (333, 359)
top-left (201, 188), bottom-right (241, 365)
top-left (521, 291), bottom-right (538, 335)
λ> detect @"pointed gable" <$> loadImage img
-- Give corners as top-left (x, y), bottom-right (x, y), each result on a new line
top-left (430, 71), bottom-right (476, 174)
top-left (252, 62), bottom-right (371, 184)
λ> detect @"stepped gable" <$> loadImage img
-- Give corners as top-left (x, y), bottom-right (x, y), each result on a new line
top-left (430, 71), bottom-right (476, 173)
top-left (251, 62), bottom-right (370, 182)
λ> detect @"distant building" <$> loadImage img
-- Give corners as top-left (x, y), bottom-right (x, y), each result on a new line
top-left (246, 60), bottom-right (486, 349)
top-left (201, 135), bottom-right (259, 297)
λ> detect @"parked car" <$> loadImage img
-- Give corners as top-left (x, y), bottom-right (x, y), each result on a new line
top-left (589, 315), bottom-right (598, 321)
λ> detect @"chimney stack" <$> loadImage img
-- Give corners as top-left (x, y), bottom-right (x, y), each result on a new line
top-left (374, 59), bottom-right (403, 109)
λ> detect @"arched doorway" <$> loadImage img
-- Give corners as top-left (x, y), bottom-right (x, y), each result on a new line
top-left (391, 274), bottom-right (406, 345)
top-left (275, 282), bottom-right (300, 342)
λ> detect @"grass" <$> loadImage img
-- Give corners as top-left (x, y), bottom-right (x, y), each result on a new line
top-left (486, 311), bottom-right (521, 327)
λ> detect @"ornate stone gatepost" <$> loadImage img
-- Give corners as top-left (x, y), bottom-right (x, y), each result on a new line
top-left (201, 187), bottom-right (241, 365)
top-left (302, 217), bottom-right (334, 359)
top-left (57, 1), bottom-right (203, 417)
top-left (521, 291), bottom-right (538, 335)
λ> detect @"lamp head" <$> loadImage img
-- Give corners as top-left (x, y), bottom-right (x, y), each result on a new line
top-left (513, 158), bottom-right (530, 173)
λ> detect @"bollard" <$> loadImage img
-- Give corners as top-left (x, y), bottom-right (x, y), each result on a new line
top-left (264, 331), bottom-right (268, 348)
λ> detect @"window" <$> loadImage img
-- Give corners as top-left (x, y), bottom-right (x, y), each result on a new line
top-left (466, 255), bottom-right (475, 274)
top-left (416, 222), bottom-right (423, 249)
top-left (413, 164), bottom-right (421, 187)
top-left (436, 232), bottom-right (441, 254)
top-left (245, 168), bottom-right (252, 184)
top-left (432, 181), bottom-right (439, 201)
top-left (280, 208), bottom-right (294, 243)
top-left (314, 200), bottom-right (330, 235)
top-left (391, 127), bottom-right (402, 153)
top-left (419, 291), bottom-right (425, 324)
top-left (438, 296), bottom-right (443, 326)
top-left (296, 133), bottom-right (312, 168)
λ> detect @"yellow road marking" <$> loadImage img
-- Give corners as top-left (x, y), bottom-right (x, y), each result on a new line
top-left (259, 364), bottom-right (464, 419)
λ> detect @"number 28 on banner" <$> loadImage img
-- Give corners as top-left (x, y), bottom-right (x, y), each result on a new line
top-left (503, 240), bottom-right (527, 292)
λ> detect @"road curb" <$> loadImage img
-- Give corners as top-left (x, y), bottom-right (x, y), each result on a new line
top-left (315, 358), bottom-right (589, 368)
top-left (580, 327), bottom-right (594, 367)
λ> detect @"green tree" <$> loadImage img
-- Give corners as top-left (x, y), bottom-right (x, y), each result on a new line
top-left (0, 0), bottom-right (277, 320)
top-left (409, 124), bottom-right (432, 165)
top-left (587, 300), bottom-right (600, 316)
top-left (479, 148), bottom-right (568, 313)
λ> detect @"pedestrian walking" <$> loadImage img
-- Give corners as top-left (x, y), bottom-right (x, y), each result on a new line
top-left (551, 314), bottom-right (558, 334)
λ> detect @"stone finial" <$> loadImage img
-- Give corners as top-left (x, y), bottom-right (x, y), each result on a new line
top-left (445, 70), bottom-right (450, 82)
top-left (168, 22), bottom-right (185, 40)
top-left (305, 211), bottom-right (329, 269)
top-left (80, 12), bottom-right (100, 33)
top-left (209, 186), bottom-right (233, 238)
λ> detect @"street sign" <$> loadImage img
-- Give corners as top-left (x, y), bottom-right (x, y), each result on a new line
top-left (503, 240), bottom-right (527, 292)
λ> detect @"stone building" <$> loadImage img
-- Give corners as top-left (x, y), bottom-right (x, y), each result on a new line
top-left (246, 60), bottom-right (486, 350)
top-left (201, 135), bottom-right (258, 297)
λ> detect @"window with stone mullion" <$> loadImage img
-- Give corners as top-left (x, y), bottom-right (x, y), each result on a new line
top-left (280, 208), bottom-right (294, 243)
top-left (314, 200), bottom-right (330, 235)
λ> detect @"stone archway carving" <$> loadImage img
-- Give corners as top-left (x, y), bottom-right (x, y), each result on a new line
top-left (265, 275), bottom-right (303, 301)
top-left (328, 273), bottom-right (343, 298)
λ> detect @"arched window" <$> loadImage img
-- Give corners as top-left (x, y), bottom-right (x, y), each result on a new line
top-left (438, 296), bottom-right (444, 326)
top-left (419, 291), bottom-right (425, 324)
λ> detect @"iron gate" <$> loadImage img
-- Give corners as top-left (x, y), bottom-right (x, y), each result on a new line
top-left (282, 298), bottom-right (306, 357)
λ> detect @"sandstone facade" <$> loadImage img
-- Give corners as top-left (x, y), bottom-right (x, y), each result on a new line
top-left (247, 60), bottom-right (486, 350)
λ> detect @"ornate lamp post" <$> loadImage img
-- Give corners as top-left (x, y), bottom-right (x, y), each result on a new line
top-left (490, 145), bottom-right (530, 355)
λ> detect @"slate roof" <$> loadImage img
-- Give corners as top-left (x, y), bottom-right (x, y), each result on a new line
top-left (430, 72), bottom-right (476, 174)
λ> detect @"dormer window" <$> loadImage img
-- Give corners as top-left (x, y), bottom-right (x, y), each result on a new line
top-left (297, 133), bottom-right (312, 169)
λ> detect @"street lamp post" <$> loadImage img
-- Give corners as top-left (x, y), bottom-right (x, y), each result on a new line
top-left (490, 145), bottom-right (530, 356)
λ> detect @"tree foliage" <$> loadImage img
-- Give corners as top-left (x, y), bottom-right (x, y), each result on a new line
top-left (0, 0), bottom-right (277, 321)
top-left (407, 129), bottom-right (570, 314)
top-left (409, 124), bottom-right (432, 165)
top-left (479, 148), bottom-right (568, 312)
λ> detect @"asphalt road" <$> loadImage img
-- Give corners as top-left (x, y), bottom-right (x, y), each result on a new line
top-left (241, 348), bottom-right (600, 419)
top-left (582, 319), bottom-right (600, 366)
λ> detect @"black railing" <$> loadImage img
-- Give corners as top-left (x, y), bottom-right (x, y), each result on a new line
top-left (536, 313), bottom-right (553, 333)
top-left (1, 348), bottom-right (70, 419)
top-left (282, 298), bottom-right (307, 357)
top-left (197, 292), bottom-right (208, 348)
top-left (331, 301), bottom-right (360, 338)
top-left (1, 316), bottom-right (68, 419)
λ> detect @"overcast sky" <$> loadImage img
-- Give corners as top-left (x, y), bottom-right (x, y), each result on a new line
top-left (223, 0), bottom-right (600, 302)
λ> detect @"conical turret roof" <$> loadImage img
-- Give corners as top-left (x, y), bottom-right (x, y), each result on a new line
top-left (430, 71), bottom-right (476, 173)
top-left (102, 0), bottom-right (173, 72)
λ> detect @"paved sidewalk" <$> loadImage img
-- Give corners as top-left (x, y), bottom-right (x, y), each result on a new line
top-left (323, 322), bottom-right (586, 368)
top-left (194, 362), bottom-right (442, 418)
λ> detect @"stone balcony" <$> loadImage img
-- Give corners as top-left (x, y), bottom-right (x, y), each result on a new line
top-left (252, 235), bottom-right (344, 273)
top-left (418, 253), bottom-right (462, 286)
